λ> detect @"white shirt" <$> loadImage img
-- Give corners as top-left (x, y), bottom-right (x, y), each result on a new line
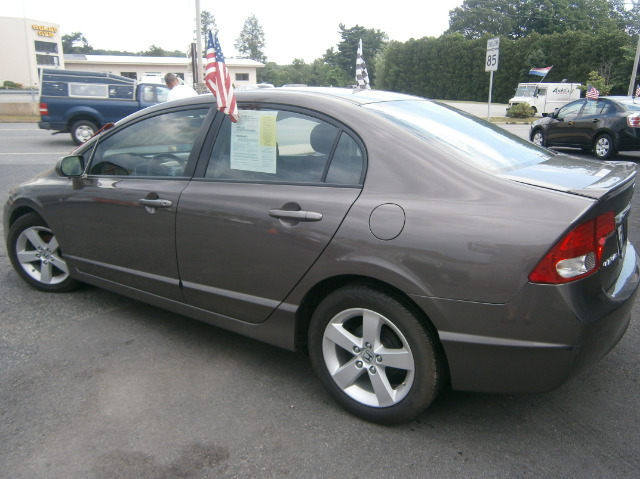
top-left (167, 84), bottom-right (198, 102)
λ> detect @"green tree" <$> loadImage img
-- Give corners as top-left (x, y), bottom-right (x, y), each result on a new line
top-left (143, 45), bottom-right (166, 57)
top-left (447, 0), bottom-right (625, 39)
top-left (235, 14), bottom-right (267, 63)
top-left (198, 10), bottom-right (218, 44)
top-left (322, 24), bottom-right (388, 87)
top-left (581, 71), bottom-right (612, 95)
top-left (62, 32), bottom-right (93, 54)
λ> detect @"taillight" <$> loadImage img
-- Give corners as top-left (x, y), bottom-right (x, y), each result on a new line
top-left (627, 113), bottom-right (640, 127)
top-left (39, 102), bottom-right (48, 116)
top-left (529, 211), bottom-right (615, 284)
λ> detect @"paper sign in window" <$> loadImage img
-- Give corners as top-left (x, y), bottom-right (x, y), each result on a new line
top-left (230, 111), bottom-right (277, 173)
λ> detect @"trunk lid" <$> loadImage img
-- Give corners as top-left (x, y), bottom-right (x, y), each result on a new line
top-left (498, 155), bottom-right (636, 200)
top-left (501, 155), bottom-right (636, 291)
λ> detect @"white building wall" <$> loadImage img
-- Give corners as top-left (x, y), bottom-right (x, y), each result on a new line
top-left (0, 17), bottom-right (64, 88)
top-left (0, 16), bottom-right (262, 89)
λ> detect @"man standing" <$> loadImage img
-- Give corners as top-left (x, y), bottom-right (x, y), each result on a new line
top-left (164, 73), bottom-right (198, 101)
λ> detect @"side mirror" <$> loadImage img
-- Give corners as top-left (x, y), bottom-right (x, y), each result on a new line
top-left (56, 155), bottom-right (85, 177)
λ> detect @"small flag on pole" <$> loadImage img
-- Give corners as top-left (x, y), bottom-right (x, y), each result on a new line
top-left (205, 31), bottom-right (238, 122)
top-left (635, 84), bottom-right (640, 98)
top-left (356, 39), bottom-right (371, 90)
top-left (586, 84), bottom-right (600, 100)
top-left (529, 66), bottom-right (553, 77)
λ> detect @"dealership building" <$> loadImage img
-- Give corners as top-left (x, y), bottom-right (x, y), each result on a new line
top-left (0, 16), bottom-right (264, 89)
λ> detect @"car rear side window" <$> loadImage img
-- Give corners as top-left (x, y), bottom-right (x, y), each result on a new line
top-left (365, 100), bottom-right (551, 173)
top-left (205, 109), bottom-right (364, 185)
top-left (581, 99), bottom-right (610, 116)
top-left (89, 109), bottom-right (208, 177)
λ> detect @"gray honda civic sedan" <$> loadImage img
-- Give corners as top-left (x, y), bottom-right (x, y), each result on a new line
top-left (4, 88), bottom-right (639, 424)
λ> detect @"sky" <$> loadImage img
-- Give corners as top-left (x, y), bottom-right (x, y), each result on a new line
top-left (2, 0), bottom-right (465, 64)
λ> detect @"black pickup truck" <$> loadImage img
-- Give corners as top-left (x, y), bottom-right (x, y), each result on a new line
top-left (38, 69), bottom-right (169, 144)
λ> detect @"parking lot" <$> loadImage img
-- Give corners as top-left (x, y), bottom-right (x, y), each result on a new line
top-left (1, 122), bottom-right (639, 478)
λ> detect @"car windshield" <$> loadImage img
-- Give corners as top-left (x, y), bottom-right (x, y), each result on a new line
top-left (515, 85), bottom-right (537, 97)
top-left (365, 100), bottom-right (551, 173)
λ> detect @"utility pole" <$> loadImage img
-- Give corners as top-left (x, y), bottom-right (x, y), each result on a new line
top-left (629, 35), bottom-right (640, 96)
top-left (195, 0), bottom-right (203, 90)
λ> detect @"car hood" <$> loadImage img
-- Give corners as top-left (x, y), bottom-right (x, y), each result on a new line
top-left (498, 154), bottom-right (637, 199)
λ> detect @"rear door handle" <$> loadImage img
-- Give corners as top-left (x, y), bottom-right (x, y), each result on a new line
top-left (269, 208), bottom-right (323, 222)
top-left (592, 118), bottom-right (600, 123)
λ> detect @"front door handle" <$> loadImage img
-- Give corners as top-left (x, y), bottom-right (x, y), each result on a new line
top-left (269, 208), bottom-right (323, 222)
top-left (139, 198), bottom-right (173, 208)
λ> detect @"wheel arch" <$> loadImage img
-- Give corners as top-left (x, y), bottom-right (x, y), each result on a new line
top-left (530, 126), bottom-right (545, 144)
top-left (294, 275), bottom-right (449, 371)
top-left (592, 128), bottom-right (619, 146)
top-left (7, 204), bottom-right (44, 230)
top-left (65, 113), bottom-right (101, 132)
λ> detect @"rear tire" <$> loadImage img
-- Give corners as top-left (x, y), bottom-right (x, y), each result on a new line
top-left (308, 284), bottom-right (443, 424)
top-left (7, 213), bottom-right (79, 292)
top-left (593, 133), bottom-right (616, 160)
top-left (70, 120), bottom-right (97, 145)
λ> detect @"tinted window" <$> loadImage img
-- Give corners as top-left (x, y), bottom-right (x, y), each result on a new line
top-left (581, 99), bottom-right (609, 116)
top-left (326, 133), bottom-right (364, 184)
top-left (365, 100), bottom-right (550, 173)
top-left (206, 109), bottom-right (364, 185)
top-left (610, 98), bottom-right (640, 112)
top-left (556, 100), bottom-right (584, 120)
top-left (89, 109), bottom-right (208, 177)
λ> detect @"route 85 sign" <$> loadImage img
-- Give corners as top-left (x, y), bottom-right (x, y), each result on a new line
top-left (486, 37), bottom-right (499, 72)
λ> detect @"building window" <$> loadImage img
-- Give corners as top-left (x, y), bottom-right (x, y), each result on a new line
top-left (121, 72), bottom-right (137, 80)
top-left (35, 41), bottom-right (58, 53)
top-left (36, 54), bottom-right (60, 67)
top-left (235, 73), bottom-right (249, 81)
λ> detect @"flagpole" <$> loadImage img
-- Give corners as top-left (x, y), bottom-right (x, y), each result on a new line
top-left (195, 0), bottom-right (203, 90)
top-left (629, 35), bottom-right (640, 96)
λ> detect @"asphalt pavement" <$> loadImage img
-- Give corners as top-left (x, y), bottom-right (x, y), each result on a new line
top-left (1, 123), bottom-right (639, 478)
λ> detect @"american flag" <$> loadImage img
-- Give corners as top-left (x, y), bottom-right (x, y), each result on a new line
top-left (356, 38), bottom-right (371, 90)
top-left (635, 84), bottom-right (640, 98)
top-left (586, 84), bottom-right (600, 100)
top-left (206, 31), bottom-right (238, 122)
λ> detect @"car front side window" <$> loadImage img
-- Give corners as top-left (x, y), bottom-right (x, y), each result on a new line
top-left (205, 109), bottom-right (364, 185)
top-left (557, 100), bottom-right (585, 120)
top-left (89, 108), bottom-right (208, 177)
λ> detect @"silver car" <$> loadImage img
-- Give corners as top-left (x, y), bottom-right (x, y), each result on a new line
top-left (5, 88), bottom-right (639, 424)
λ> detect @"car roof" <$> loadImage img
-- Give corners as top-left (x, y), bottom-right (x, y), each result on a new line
top-left (127, 87), bottom-right (425, 124)
top-left (236, 87), bottom-right (422, 105)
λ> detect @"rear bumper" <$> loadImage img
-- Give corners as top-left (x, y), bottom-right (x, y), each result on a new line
top-left (412, 245), bottom-right (639, 394)
top-left (38, 121), bottom-right (66, 132)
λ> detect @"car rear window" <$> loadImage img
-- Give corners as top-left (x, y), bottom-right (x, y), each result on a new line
top-left (365, 100), bottom-right (552, 173)
top-left (611, 98), bottom-right (640, 111)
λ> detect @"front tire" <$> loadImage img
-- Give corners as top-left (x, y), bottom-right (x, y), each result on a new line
top-left (7, 213), bottom-right (78, 292)
top-left (308, 284), bottom-right (443, 424)
top-left (531, 129), bottom-right (546, 147)
top-left (593, 133), bottom-right (616, 160)
top-left (70, 120), bottom-right (97, 145)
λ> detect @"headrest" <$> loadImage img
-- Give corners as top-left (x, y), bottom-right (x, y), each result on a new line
top-left (309, 123), bottom-right (337, 155)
